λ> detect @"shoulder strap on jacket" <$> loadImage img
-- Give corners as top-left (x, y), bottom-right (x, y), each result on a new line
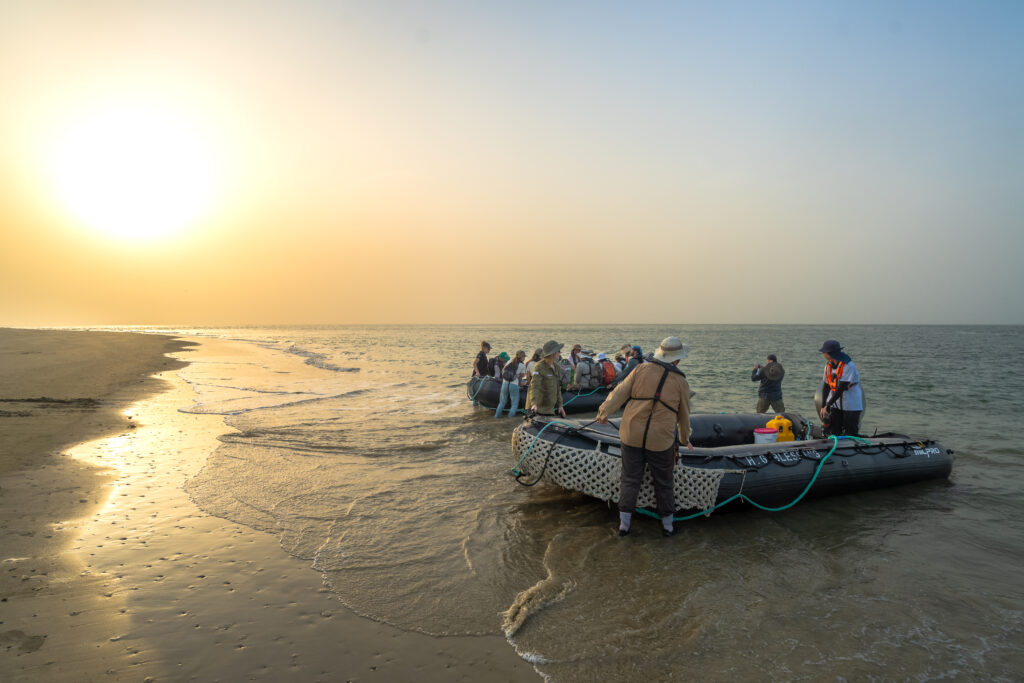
top-left (638, 366), bottom-right (673, 451)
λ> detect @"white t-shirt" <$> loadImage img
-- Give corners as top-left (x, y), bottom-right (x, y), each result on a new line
top-left (823, 360), bottom-right (863, 411)
top-left (513, 361), bottom-right (528, 384)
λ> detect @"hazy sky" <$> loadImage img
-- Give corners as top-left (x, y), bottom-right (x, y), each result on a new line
top-left (1, 1), bottom-right (1021, 325)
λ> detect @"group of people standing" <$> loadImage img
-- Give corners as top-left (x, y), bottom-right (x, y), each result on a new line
top-left (476, 336), bottom-right (694, 538)
top-left (471, 339), bottom-right (652, 418)
top-left (475, 335), bottom-right (866, 539)
top-left (473, 341), bottom-right (531, 418)
top-left (476, 337), bottom-right (863, 440)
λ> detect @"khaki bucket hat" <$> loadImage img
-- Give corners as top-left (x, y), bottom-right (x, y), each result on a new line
top-left (541, 340), bottom-right (563, 357)
top-left (654, 336), bottom-right (689, 363)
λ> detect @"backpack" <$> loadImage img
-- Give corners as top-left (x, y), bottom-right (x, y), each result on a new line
top-left (574, 359), bottom-right (591, 388)
top-left (501, 359), bottom-right (519, 383)
top-left (576, 359), bottom-right (601, 390)
top-left (600, 359), bottom-right (616, 385)
top-left (559, 358), bottom-right (572, 387)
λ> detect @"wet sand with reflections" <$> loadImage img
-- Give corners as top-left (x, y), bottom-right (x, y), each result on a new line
top-left (0, 328), bottom-right (537, 681)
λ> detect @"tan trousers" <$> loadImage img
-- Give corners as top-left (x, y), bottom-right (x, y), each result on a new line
top-left (756, 397), bottom-right (786, 413)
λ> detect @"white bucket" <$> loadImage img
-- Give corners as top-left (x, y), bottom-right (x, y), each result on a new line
top-left (753, 427), bottom-right (778, 444)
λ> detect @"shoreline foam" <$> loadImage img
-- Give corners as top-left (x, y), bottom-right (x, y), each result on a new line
top-left (0, 329), bottom-right (537, 681)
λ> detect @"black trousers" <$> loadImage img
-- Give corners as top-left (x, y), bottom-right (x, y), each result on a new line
top-left (618, 443), bottom-right (675, 517)
top-left (824, 407), bottom-right (861, 436)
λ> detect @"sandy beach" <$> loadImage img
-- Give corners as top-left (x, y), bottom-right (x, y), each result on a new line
top-left (0, 329), bottom-right (537, 682)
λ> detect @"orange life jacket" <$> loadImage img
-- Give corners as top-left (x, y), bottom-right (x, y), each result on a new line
top-left (825, 361), bottom-right (846, 392)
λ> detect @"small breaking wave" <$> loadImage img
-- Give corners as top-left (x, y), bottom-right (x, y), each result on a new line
top-left (285, 344), bottom-right (360, 373)
top-left (178, 389), bottom-right (371, 416)
top-left (190, 382), bottom-right (317, 396)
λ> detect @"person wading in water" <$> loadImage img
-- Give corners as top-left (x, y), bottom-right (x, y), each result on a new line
top-left (596, 336), bottom-right (693, 538)
top-left (751, 353), bottom-right (785, 413)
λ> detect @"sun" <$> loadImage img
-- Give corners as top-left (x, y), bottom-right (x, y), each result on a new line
top-left (47, 102), bottom-right (223, 241)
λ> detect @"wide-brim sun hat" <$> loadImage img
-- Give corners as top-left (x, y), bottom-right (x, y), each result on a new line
top-left (818, 339), bottom-right (842, 354)
top-left (542, 340), bottom-right (564, 357)
top-left (654, 336), bottom-right (689, 363)
top-left (497, 351), bottom-right (510, 361)
top-left (596, 352), bottom-right (607, 360)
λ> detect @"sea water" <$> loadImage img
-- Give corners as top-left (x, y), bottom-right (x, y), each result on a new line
top-left (132, 324), bottom-right (1023, 680)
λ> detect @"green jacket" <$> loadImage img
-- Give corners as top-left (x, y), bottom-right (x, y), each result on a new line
top-left (525, 359), bottom-right (563, 414)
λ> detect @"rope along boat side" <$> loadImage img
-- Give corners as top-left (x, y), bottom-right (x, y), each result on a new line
top-left (511, 413), bottom-right (952, 518)
top-left (467, 375), bottom-right (609, 414)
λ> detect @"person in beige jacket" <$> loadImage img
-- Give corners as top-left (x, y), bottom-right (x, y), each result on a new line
top-left (596, 336), bottom-right (693, 538)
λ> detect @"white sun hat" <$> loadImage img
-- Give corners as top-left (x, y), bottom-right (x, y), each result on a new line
top-left (654, 336), bottom-right (689, 363)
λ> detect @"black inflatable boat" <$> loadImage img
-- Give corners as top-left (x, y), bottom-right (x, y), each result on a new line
top-left (467, 375), bottom-right (609, 414)
top-left (511, 413), bottom-right (952, 516)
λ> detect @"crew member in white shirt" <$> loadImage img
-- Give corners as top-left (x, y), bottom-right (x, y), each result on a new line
top-left (818, 339), bottom-right (863, 436)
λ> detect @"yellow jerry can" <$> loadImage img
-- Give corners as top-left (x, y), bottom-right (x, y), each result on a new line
top-left (765, 415), bottom-right (795, 442)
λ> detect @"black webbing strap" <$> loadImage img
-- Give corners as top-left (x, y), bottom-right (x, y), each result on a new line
top-left (638, 366), bottom-right (673, 451)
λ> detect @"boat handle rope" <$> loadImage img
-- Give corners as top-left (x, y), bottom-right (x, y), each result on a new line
top-left (562, 385), bottom-right (604, 407)
top-left (471, 377), bottom-right (603, 412)
top-left (517, 384), bottom-right (603, 415)
top-left (468, 377), bottom-right (490, 401)
top-left (511, 422), bottom-right (884, 520)
top-left (636, 434), bottom-right (874, 522)
top-left (470, 379), bottom-right (534, 414)
top-left (511, 419), bottom-right (591, 478)
top-left (511, 419), bottom-right (584, 486)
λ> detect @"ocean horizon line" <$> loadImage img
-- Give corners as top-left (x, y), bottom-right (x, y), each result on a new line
top-left (7, 321), bottom-right (1023, 330)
